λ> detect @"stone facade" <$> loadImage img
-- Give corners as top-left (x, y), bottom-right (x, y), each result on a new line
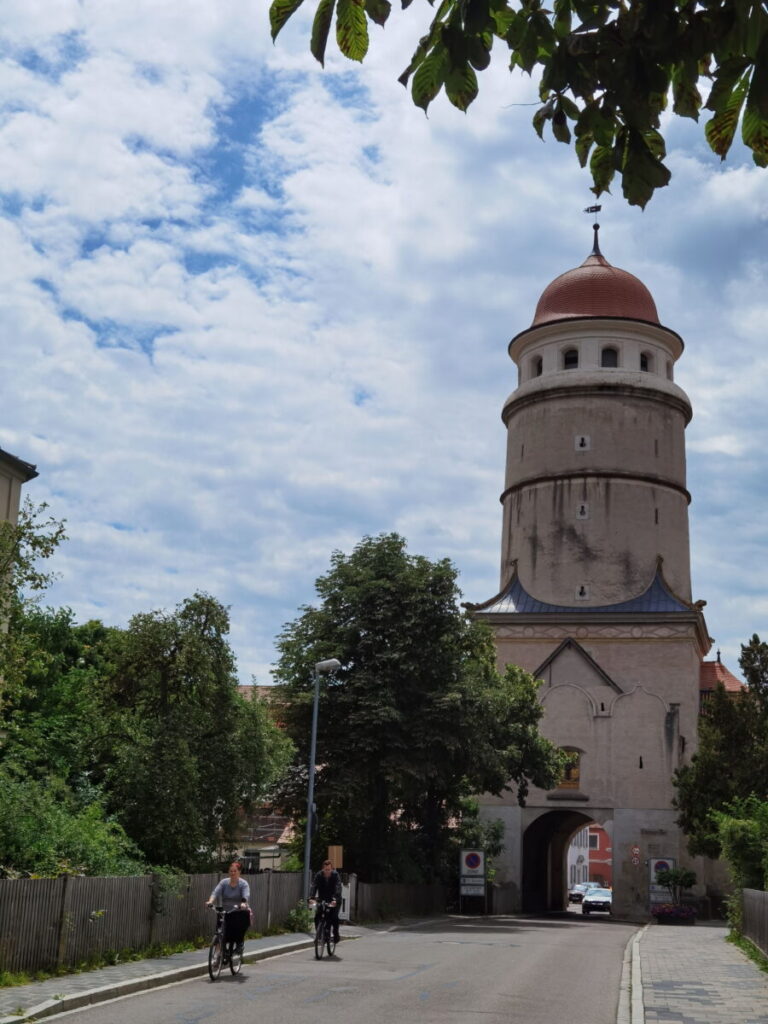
top-left (469, 234), bottom-right (713, 919)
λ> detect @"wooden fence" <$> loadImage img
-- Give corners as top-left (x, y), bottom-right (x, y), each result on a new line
top-left (0, 871), bottom-right (303, 974)
top-left (743, 888), bottom-right (768, 957)
top-left (355, 882), bottom-right (446, 921)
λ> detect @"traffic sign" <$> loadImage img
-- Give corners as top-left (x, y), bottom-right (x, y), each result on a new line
top-left (460, 849), bottom-right (485, 876)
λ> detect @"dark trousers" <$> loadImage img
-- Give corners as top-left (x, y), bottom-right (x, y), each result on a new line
top-left (314, 904), bottom-right (340, 941)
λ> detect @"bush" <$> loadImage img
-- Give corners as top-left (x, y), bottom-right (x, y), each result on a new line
top-left (284, 900), bottom-right (313, 932)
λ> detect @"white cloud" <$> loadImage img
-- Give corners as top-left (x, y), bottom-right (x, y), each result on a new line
top-left (0, 3), bottom-right (765, 687)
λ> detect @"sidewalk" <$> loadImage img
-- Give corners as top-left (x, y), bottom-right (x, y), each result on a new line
top-left (628, 921), bottom-right (768, 1024)
top-left (0, 929), bottom-right (360, 1024)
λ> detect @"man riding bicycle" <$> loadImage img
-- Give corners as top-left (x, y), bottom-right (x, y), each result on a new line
top-left (309, 859), bottom-right (342, 944)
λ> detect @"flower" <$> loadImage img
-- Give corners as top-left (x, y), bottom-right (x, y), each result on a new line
top-left (651, 902), bottom-right (697, 918)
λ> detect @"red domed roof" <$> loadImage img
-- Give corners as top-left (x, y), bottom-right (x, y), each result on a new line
top-left (532, 250), bottom-right (659, 327)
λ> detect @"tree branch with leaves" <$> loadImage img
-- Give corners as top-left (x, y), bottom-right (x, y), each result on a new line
top-left (270, 0), bottom-right (768, 207)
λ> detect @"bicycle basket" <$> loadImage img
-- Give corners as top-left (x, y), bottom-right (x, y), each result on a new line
top-left (223, 908), bottom-right (251, 943)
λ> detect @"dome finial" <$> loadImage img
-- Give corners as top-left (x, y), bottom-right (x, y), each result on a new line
top-left (583, 203), bottom-right (602, 256)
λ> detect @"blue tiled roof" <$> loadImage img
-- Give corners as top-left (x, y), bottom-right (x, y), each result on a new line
top-left (478, 571), bottom-right (690, 615)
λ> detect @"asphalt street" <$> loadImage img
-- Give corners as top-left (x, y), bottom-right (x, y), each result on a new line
top-left (48, 914), bottom-right (638, 1024)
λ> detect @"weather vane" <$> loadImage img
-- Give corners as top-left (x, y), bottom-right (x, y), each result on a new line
top-left (583, 204), bottom-right (602, 254)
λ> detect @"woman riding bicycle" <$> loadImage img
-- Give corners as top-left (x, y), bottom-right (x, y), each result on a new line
top-left (206, 861), bottom-right (251, 964)
top-left (206, 860), bottom-right (251, 912)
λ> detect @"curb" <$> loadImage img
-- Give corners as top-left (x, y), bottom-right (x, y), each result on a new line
top-left (616, 924), bottom-right (647, 1024)
top-left (0, 937), bottom-right (315, 1024)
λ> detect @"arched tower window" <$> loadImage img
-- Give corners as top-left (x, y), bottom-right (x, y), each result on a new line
top-left (666, 360), bottom-right (673, 380)
top-left (531, 355), bottom-right (543, 378)
top-left (563, 348), bottom-right (579, 370)
top-left (558, 748), bottom-right (581, 789)
top-left (601, 346), bottom-right (618, 368)
top-left (640, 351), bottom-right (653, 372)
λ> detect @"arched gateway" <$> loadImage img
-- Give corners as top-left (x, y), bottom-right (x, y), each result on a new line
top-left (467, 228), bottom-right (712, 920)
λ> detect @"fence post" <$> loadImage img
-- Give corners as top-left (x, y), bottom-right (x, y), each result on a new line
top-left (55, 875), bottom-right (71, 969)
top-left (148, 873), bottom-right (159, 948)
top-left (266, 871), bottom-right (272, 932)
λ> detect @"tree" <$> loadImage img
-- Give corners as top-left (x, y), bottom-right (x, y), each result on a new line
top-left (0, 771), bottom-right (144, 877)
top-left (273, 533), bottom-right (566, 882)
top-left (270, 0), bottom-right (768, 208)
top-left (674, 635), bottom-right (768, 858)
top-left (97, 593), bottom-right (294, 869)
top-left (0, 498), bottom-right (67, 710)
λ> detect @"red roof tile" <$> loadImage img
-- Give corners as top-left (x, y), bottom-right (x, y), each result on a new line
top-left (699, 660), bottom-right (744, 693)
top-left (532, 253), bottom-right (660, 327)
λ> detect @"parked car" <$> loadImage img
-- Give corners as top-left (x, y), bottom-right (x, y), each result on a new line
top-left (582, 887), bottom-right (612, 915)
top-left (568, 881), bottom-right (601, 904)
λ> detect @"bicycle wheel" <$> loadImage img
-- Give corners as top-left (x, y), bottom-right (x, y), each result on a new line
top-left (229, 941), bottom-right (243, 976)
top-left (208, 935), bottom-right (223, 980)
top-left (314, 920), bottom-right (325, 960)
top-left (325, 923), bottom-right (336, 957)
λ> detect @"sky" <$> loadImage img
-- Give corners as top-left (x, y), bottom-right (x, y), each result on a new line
top-left (1, 1), bottom-right (766, 684)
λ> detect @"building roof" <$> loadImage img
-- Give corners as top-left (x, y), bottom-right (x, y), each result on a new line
top-left (531, 231), bottom-right (660, 328)
top-left (0, 447), bottom-right (38, 482)
top-left (470, 566), bottom-right (691, 616)
top-left (699, 658), bottom-right (743, 694)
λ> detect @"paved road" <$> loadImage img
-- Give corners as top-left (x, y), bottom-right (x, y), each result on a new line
top-left (50, 914), bottom-right (637, 1024)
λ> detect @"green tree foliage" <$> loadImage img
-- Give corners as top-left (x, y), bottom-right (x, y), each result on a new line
top-left (0, 771), bottom-right (143, 877)
top-left (272, 532), bottom-right (565, 882)
top-left (0, 498), bottom-right (67, 709)
top-left (714, 796), bottom-right (768, 892)
top-left (674, 635), bottom-right (768, 859)
top-left (96, 593), bottom-right (293, 869)
top-left (270, 0), bottom-right (768, 207)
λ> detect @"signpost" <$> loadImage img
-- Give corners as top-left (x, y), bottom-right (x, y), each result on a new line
top-left (459, 849), bottom-right (486, 914)
top-left (649, 856), bottom-right (675, 906)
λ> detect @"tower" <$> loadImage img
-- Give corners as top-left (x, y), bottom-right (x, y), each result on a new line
top-left (469, 229), bottom-right (711, 919)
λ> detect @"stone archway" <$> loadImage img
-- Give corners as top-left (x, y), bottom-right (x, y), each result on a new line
top-left (521, 809), bottom-right (595, 913)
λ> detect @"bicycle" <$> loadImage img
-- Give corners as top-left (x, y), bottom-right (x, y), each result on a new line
top-left (310, 899), bottom-right (337, 960)
top-left (208, 905), bottom-right (250, 980)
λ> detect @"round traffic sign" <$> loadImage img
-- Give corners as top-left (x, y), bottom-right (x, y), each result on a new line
top-left (465, 852), bottom-right (482, 870)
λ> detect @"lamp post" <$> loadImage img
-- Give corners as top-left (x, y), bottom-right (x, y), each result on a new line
top-left (303, 657), bottom-right (341, 902)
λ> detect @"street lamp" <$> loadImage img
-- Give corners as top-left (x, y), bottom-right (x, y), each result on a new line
top-left (302, 657), bottom-right (341, 901)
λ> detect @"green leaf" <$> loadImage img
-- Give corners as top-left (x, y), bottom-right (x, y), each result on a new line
top-left (532, 98), bottom-right (554, 139)
top-left (742, 106), bottom-right (768, 167)
top-left (445, 62), bottom-right (479, 110)
top-left (411, 49), bottom-right (449, 111)
top-left (551, 107), bottom-right (571, 143)
top-left (337, 0), bottom-right (369, 61)
top-left (705, 57), bottom-right (751, 114)
top-left (671, 63), bottom-right (702, 120)
top-left (589, 144), bottom-right (615, 195)
top-left (365, 0), bottom-right (391, 26)
top-left (269, 0), bottom-right (306, 41)
top-left (467, 35), bottom-right (492, 71)
top-left (621, 130), bottom-right (672, 209)
top-left (311, 0), bottom-right (336, 65)
top-left (575, 129), bottom-right (593, 167)
top-left (705, 72), bottom-right (750, 159)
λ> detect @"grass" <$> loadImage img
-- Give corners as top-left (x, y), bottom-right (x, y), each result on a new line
top-left (0, 928), bottom-right (268, 989)
top-left (727, 930), bottom-right (768, 976)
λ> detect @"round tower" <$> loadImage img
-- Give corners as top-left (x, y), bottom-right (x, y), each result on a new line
top-left (500, 227), bottom-right (693, 605)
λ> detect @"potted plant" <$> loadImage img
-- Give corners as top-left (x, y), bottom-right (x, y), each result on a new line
top-left (652, 868), bottom-right (698, 924)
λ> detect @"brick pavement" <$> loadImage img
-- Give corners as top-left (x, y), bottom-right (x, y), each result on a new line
top-left (638, 921), bottom-right (768, 1024)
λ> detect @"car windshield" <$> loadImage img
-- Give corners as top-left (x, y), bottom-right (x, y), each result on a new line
top-left (586, 889), bottom-right (612, 899)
